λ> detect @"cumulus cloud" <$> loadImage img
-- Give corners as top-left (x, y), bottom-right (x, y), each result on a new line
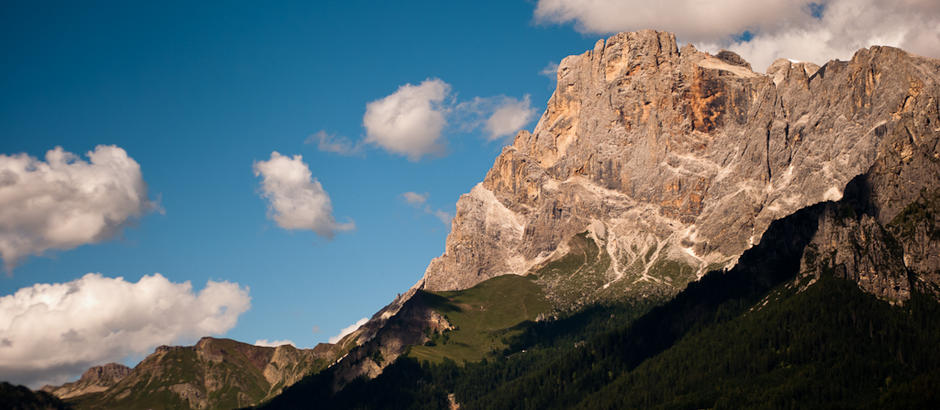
top-left (540, 61), bottom-right (560, 80)
top-left (0, 273), bottom-right (251, 387)
top-left (254, 339), bottom-right (295, 348)
top-left (484, 95), bottom-right (537, 141)
top-left (328, 317), bottom-right (368, 344)
top-left (401, 192), bottom-right (452, 225)
top-left (363, 79), bottom-right (451, 161)
top-left (456, 95), bottom-right (538, 141)
top-left (361, 79), bottom-right (538, 157)
top-left (253, 152), bottom-right (354, 238)
top-left (534, 0), bottom-right (940, 71)
top-left (305, 130), bottom-right (362, 156)
top-left (0, 145), bottom-right (156, 271)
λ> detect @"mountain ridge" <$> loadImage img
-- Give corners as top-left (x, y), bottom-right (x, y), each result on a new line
top-left (42, 336), bottom-right (354, 409)
top-left (36, 29), bottom-right (940, 409)
top-left (318, 28), bottom-right (940, 391)
top-left (421, 30), bottom-right (939, 298)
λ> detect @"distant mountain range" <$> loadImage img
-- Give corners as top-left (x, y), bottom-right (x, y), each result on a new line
top-left (15, 29), bottom-right (940, 409)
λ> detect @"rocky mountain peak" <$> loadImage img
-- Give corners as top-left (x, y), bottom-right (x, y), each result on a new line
top-left (77, 363), bottom-right (130, 384)
top-left (40, 362), bottom-right (131, 400)
top-left (418, 30), bottom-right (940, 308)
top-left (43, 337), bottom-right (342, 408)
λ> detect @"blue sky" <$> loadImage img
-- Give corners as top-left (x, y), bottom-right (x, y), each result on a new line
top-left (0, 1), bottom-right (596, 381)
top-left (4, 0), bottom-right (939, 387)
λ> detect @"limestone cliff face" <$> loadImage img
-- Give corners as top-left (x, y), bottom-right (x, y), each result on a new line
top-left (307, 29), bottom-right (940, 391)
top-left (419, 30), bottom-right (940, 305)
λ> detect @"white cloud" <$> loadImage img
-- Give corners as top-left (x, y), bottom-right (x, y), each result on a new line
top-left (0, 145), bottom-right (156, 271)
top-left (455, 95), bottom-right (538, 141)
top-left (484, 95), bottom-right (537, 141)
top-left (401, 191), bottom-right (428, 205)
top-left (328, 317), bottom-right (368, 344)
top-left (721, 0), bottom-right (940, 70)
top-left (534, 0), bottom-right (940, 71)
top-left (254, 339), bottom-right (295, 348)
top-left (534, 0), bottom-right (808, 42)
top-left (433, 209), bottom-right (453, 225)
top-left (305, 130), bottom-right (362, 156)
top-left (363, 79), bottom-right (451, 161)
top-left (540, 61), bottom-right (560, 80)
top-left (253, 152), bottom-right (354, 238)
top-left (401, 192), bottom-right (452, 226)
top-left (0, 273), bottom-right (250, 387)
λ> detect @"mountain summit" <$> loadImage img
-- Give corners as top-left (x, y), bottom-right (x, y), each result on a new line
top-left (320, 29), bottom-right (939, 389)
top-left (39, 30), bottom-right (940, 409)
top-left (421, 30), bottom-right (938, 303)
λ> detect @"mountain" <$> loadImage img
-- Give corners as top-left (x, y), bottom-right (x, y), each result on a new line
top-left (262, 41), bottom-right (940, 404)
top-left (422, 29), bottom-right (938, 302)
top-left (40, 29), bottom-right (940, 409)
top-left (45, 337), bottom-right (351, 409)
top-left (302, 29), bottom-right (940, 391)
top-left (0, 382), bottom-right (70, 410)
top-left (40, 363), bottom-right (130, 400)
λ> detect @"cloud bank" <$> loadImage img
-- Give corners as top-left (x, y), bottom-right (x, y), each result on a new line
top-left (363, 79), bottom-right (451, 161)
top-left (0, 273), bottom-right (250, 387)
top-left (254, 152), bottom-right (354, 238)
top-left (0, 145), bottom-right (156, 271)
top-left (328, 317), bottom-right (369, 344)
top-left (534, 0), bottom-right (940, 71)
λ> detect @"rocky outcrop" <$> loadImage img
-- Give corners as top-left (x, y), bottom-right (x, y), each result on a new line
top-left (40, 362), bottom-right (131, 400)
top-left (328, 291), bottom-right (453, 389)
top-left (51, 337), bottom-right (342, 409)
top-left (313, 29), bottom-right (940, 392)
top-left (418, 30), bottom-right (940, 307)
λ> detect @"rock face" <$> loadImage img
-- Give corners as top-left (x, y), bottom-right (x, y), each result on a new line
top-left (417, 30), bottom-right (940, 307)
top-left (264, 30), bottom-right (940, 398)
top-left (315, 30), bottom-right (940, 391)
top-left (281, 29), bottom-right (940, 395)
top-left (328, 291), bottom-right (453, 388)
top-left (40, 362), bottom-right (131, 399)
top-left (49, 337), bottom-right (342, 409)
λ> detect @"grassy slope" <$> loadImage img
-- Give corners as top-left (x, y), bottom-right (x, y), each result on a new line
top-left (70, 339), bottom-right (316, 410)
top-left (578, 276), bottom-right (940, 409)
top-left (533, 232), bottom-right (694, 309)
top-left (407, 275), bottom-right (551, 364)
top-left (533, 232), bottom-right (611, 309)
top-left (278, 274), bottom-right (940, 410)
top-left (261, 192), bottom-right (940, 409)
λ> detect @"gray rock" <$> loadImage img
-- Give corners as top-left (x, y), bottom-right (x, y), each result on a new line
top-left (419, 30), bottom-right (940, 306)
top-left (334, 29), bottom-right (940, 387)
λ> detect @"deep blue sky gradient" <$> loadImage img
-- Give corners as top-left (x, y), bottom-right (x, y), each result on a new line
top-left (0, 1), bottom-right (598, 348)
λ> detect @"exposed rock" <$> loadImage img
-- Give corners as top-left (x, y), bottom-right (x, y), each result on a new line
top-left (40, 362), bottom-right (131, 400)
top-left (317, 29), bottom-right (940, 391)
top-left (418, 30), bottom-right (940, 306)
top-left (328, 291), bottom-right (453, 389)
top-left (51, 337), bottom-right (341, 409)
